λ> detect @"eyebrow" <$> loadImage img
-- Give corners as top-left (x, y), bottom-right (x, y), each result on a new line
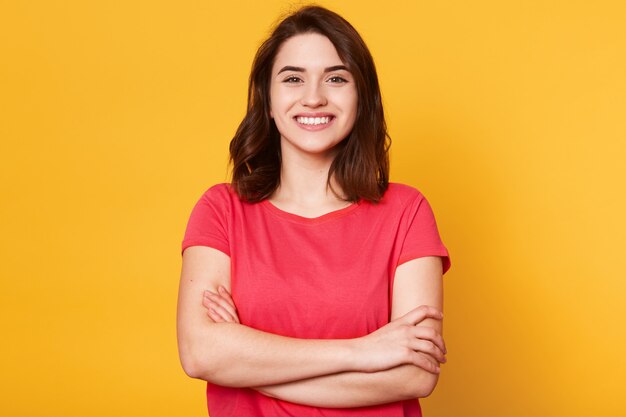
top-left (277, 65), bottom-right (349, 74)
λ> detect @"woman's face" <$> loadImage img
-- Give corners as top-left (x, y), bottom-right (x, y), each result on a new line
top-left (269, 33), bottom-right (358, 161)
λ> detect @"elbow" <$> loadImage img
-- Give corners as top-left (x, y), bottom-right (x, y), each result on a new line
top-left (179, 342), bottom-right (239, 386)
top-left (414, 379), bottom-right (438, 398)
top-left (178, 341), bottom-right (214, 380)
top-left (179, 345), bottom-right (202, 379)
top-left (180, 354), bottom-right (202, 379)
top-left (403, 369), bottom-right (440, 399)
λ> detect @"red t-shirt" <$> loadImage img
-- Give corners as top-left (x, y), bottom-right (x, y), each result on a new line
top-left (181, 182), bottom-right (451, 417)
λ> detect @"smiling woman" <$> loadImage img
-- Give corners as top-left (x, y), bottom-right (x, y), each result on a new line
top-left (177, 5), bottom-right (451, 417)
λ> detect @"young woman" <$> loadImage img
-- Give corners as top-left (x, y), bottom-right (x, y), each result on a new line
top-left (177, 6), bottom-right (451, 417)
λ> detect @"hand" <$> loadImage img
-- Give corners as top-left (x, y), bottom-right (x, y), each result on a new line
top-left (354, 305), bottom-right (447, 374)
top-left (202, 286), bottom-right (240, 323)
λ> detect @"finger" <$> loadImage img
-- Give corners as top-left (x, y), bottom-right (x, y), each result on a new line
top-left (201, 296), bottom-right (231, 323)
top-left (401, 305), bottom-right (443, 326)
top-left (203, 296), bottom-right (238, 323)
top-left (206, 307), bottom-right (225, 323)
top-left (417, 351), bottom-right (445, 368)
top-left (210, 302), bottom-right (237, 323)
top-left (408, 338), bottom-right (446, 363)
top-left (412, 326), bottom-right (447, 354)
top-left (420, 351), bottom-right (441, 368)
top-left (410, 352), bottom-right (440, 374)
top-left (202, 296), bottom-right (239, 323)
top-left (218, 286), bottom-right (237, 309)
top-left (204, 291), bottom-right (240, 323)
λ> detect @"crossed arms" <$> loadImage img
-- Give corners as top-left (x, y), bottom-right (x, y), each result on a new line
top-left (176, 246), bottom-right (446, 408)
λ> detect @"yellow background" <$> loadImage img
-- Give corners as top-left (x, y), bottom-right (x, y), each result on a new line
top-left (1, 1), bottom-right (624, 416)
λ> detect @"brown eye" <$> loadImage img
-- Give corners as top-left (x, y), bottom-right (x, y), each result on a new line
top-left (283, 76), bottom-right (302, 83)
top-left (328, 76), bottom-right (348, 83)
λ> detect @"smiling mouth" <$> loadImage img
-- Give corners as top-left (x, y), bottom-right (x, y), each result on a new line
top-left (295, 116), bottom-right (334, 126)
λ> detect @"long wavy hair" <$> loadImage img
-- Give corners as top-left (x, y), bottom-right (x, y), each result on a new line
top-left (229, 5), bottom-right (390, 203)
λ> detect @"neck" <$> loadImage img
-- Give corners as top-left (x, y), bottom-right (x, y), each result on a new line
top-left (272, 147), bottom-right (346, 207)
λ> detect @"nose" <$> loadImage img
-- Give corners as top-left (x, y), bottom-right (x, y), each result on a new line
top-left (300, 83), bottom-right (327, 107)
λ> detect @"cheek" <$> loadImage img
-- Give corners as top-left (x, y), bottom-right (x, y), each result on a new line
top-left (269, 85), bottom-right (281, 119)
top-left (340, 92), bottom-right (358, 123)
top-left (269, 90), bottom-right (290, 119)
top-left (335, 87), bottom-right (358, 112)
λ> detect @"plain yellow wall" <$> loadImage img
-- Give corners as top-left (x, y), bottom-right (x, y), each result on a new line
top-left (1, 1), bottom-right (625, 416)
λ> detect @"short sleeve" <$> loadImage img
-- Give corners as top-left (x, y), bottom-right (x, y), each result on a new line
top-left (181, 184), bottom-right (231, 257)
top-left (397, 192), bottom-right (451, 274)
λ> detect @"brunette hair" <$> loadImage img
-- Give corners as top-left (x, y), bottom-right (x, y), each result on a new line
top-left (229, 5), bottom-right (390, 203)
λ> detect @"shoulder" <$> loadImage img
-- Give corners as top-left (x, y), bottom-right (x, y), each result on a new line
top-left (196, 183), bottom-right (241, 206)
top-left (186, 183), bottom-right (241, 220)
top-left (383, 182), bottom-right (426, 207)
top-left (200, 182), bottom-right (235, 199)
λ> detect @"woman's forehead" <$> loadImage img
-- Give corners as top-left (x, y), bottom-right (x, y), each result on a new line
top-left (272, 33), bottom-right (346, 73)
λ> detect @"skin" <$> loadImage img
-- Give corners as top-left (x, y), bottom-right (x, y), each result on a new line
top-left (270, 33), bottom-right (357, 160)
top-left (267, 32), bottom-right (359, 215)
top-left (176, 32), bottom-right (447, 407)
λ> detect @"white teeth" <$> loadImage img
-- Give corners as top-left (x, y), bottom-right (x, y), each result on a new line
top-left (296, 116), bottom-right (331, 125)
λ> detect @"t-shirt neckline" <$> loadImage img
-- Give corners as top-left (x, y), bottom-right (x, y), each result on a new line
top-left (260, 198), bottom-right (362, 224)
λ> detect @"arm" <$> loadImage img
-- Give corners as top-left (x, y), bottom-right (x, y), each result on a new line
top-left (177, 246), bottom-right (443, 388)
top-left (388, 255), bottom-right (445, 397)
top-left (254, 363), bottom-right (439, 408)
top-left (253, 256), bottom-right (446, 406)
top-left (204, 256), bottom-right (447, 407)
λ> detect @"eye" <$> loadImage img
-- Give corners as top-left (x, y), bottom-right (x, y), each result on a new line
top-left (327, 76), bottom-right (348, 83)
top-left (282, 76), bottom-right (303, 83)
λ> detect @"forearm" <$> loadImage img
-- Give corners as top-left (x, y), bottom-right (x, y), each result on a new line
top-left (180, 322), bottom-right (357, 387)
top-left (254, 360), bottom-right (439, 408)
top-left (183, 269), bottom-right (446, 391)
top-left (181, 297), bottom-right (444, 389)
top-left (178, 248), bottom-right (363, 388)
